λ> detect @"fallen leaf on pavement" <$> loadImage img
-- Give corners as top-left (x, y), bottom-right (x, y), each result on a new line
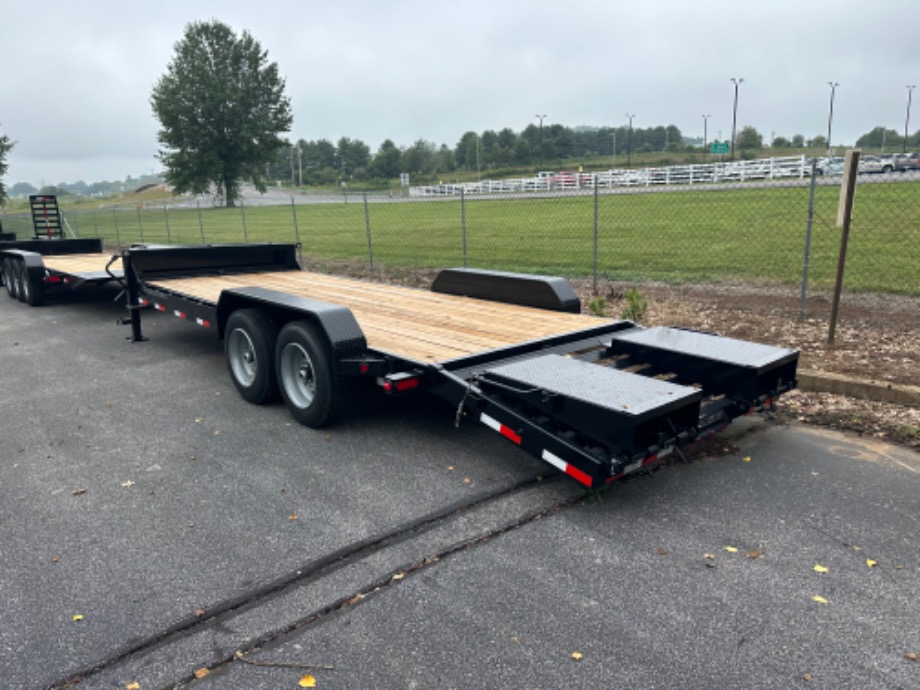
top-left (121, 480), bottom-right (135, 488)
top-left (289, 514), bottom-right (299, 521)
top-left (813, 564), bottom-right (828, 573)
top-left (724, 546), bottom-right (738, 553)
top-left (299, 675), bottom-right (317, 687)
top-left (866, 559), bottom-right (877, 568)
top-left (803, 673), bottom-right (813, 681)
top-left (72, 614), bottom-right (84, 622)
top-left (125, 683), bottom-right (140, 690)
top-left (746, 548), bottom-right (764, 559)
top-left (657, 547), bottom-right (669, 556)
top-left (72, 488), bottom-right (87, 496)
top-left (194, 668), bottom-right (209, 679)
top-left (743, 456), bottom-right (751, 463)
top-left (704, 553), bottom-right (716, 560)
top-left (812, 595), bottom-right (828, 604)
top-left (194, 608), bottom-right (206, 617)
top-left (905, 652), bottom-right (918, 662)
top-left (570, 651), bottom-right (584, 661)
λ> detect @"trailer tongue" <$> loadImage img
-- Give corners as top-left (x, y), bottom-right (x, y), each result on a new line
top-left (121, 243), bottom-right (797, 487)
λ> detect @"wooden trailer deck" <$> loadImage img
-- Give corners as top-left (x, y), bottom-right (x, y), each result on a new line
top-left (149, 270), bottom-right (602, 363)
top-left (40, 253), bottom-right (119, 275)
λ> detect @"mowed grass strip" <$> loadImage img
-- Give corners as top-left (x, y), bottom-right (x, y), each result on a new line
top-left (55, 181), bottom-right (920, 294)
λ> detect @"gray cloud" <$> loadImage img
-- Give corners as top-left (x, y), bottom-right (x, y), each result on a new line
top-left (2, 0), bottom-right (917, 185)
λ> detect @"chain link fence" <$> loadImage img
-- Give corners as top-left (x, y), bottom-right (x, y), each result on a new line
top-left (2, 164), bottom-right (918, 316)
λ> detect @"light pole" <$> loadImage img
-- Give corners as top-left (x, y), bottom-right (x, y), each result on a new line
top-left (611, 132), bottom-right (616, 168)
top-left (730, 77), bottom-right (743, 160)
top-left (626, 114), bottom-right (635, 167)
top-left (702, 114), bottom-right (710, 154)
top-left (535, 114), bottom-right (547, 169)
top-left (826, 81), bottom-right (838, 154)
top-left (905, 85), bottom-right (916, 153)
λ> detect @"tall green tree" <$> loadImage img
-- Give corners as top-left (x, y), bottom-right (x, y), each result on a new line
top-left (150, 20), bottom-right (292, 207)
top-left (737, 126), bottom-right (764, 150)
top-left (0, 131), bottom-right (13, 206)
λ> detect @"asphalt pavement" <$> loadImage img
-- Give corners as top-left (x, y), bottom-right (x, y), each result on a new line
top-left (1, 285), bottom-right (918, 690)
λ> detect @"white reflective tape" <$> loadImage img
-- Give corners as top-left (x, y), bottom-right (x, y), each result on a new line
top-left (480, 412), bottom-right (501, 433)
top-left (541, 449), bottom-right (567, 473)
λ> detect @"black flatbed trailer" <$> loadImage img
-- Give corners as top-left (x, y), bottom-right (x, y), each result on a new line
top-left (0, 238), bottom-right (123, 306)
top-left (120, 243), bottom-right (798, 488)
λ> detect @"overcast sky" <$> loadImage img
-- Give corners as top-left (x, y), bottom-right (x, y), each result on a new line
top-left (2, 0), bottom-right (917, 186)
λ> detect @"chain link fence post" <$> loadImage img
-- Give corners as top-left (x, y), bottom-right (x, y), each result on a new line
top-left (290, 196), bottom-right (302, 265)
top-left (798, 159), bottom-right (818, 321)
top-left (240, 197), bottom-right (248, 242)
top-left (196, 200), bottom-right (205, 242)
top-left (163, 202), bottom-right (172, 244)
top-left (136, 205), bottom-right (145, 242)
top-left (364, 193), bottom-right (374, 270)
top-left (593, 176), bottom-right (599, 294)
top-left (461, 188), bottom-right (467, 268)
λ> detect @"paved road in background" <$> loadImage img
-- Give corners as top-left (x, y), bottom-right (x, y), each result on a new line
top-left (1, 288), bottom-right (918, 689)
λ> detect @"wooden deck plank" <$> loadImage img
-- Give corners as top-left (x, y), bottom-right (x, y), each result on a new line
top-left (41, 253), bottom-right (117, 274)
top-left (148, 269), bottom-right (604, 363)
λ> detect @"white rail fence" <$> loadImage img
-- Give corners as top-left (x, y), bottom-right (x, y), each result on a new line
top-left (410, 155), bottom-right (822, 196)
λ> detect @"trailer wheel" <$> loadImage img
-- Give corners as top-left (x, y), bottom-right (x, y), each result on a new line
top-left (2, 258), bottom-right (14, 296)
top-left (7, 259), bottom-right (23, 301)
top-left (20, 264), bottom-right (44, 307)
top-left (0, 258), bottom-right (7, 288)
top-left (276, 320), bottom-right (345, 428)
top-left (225, 309), bottom-right (279, 404)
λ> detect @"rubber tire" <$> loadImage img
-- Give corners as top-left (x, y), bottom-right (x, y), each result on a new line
top-left (9, 259), bottom-right (23, 301)
top-left (225, 308), bottom-right (279, 404)
top-left (20, 264), bottom-right (44, 307)
top-left (275, 320), bottom-right (345, 428)
top-left (0, 257), bottom-right (6, 288)
top-left (4, 258), bottom-right (19, 299)
top-left (2, 258), bottom-right (13, 295)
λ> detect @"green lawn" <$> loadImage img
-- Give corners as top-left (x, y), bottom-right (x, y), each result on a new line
top-left (4, 180), bottom-right (918, 294)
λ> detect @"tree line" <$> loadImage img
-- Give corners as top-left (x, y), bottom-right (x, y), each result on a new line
top-left (267, 121), bottom-right (920, 187)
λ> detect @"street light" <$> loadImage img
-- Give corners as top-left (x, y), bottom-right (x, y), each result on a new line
top-left (702, 114), bottom-right (710, 153)
top-left (730, 77), bottom-right (743, 160)
top-left (626, 114), bottom-right (635, 166)
top-left (826, 81), bottom-right (839, 154)
top-left (535, 114), bottom-right (547, 169)
top-left (905, 85), bottom-right (916, 154)
top-left (611, 132), bottom-right (616, 168)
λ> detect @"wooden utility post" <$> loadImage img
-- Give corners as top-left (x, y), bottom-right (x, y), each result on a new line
top-left (828, 149), bottom-right (860, 344)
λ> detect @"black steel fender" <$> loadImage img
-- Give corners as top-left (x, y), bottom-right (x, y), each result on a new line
top-left (216, 286), bottom-right (368, 361)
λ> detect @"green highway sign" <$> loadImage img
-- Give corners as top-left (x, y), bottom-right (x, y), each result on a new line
top-left (710, 141), bottom-right (730, 154)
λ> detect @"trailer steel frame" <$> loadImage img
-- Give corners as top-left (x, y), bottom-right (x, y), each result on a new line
top-left (116, 242), bottom-right (798, 487)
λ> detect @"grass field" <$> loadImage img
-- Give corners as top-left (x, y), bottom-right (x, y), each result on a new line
top-left (3, 180), bottom-right (918, 294)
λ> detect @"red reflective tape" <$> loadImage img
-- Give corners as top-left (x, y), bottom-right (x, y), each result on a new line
top-left (196, 318), bottom-right (211, 328)
top-left (542, 449), bottom-right (592, 486)
top-left (174, 310), bottom-right (186, 319)
top-left (394, 377), bottom-right (419, 392)
top-left (565, 463), bottom-right (593, 487)
top-left (642, 453), bottom-right (659, 466)
top-left (480, 413), bottom-right (521, 445)
top-left (46, 275), bottom-right (62, 284)
top-left (499, 425), bottom-right (521, 445)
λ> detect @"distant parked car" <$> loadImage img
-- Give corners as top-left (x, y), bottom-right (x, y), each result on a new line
top-left (811, 156), bottom-right (845, 176)
top-left (895, 152), bottom-right (920, 171)
top-left (859, 155), bottom-right (897, 174)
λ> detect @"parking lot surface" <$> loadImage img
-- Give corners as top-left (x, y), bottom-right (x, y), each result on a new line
top-left (1, 289), bottom-right (918, 689)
